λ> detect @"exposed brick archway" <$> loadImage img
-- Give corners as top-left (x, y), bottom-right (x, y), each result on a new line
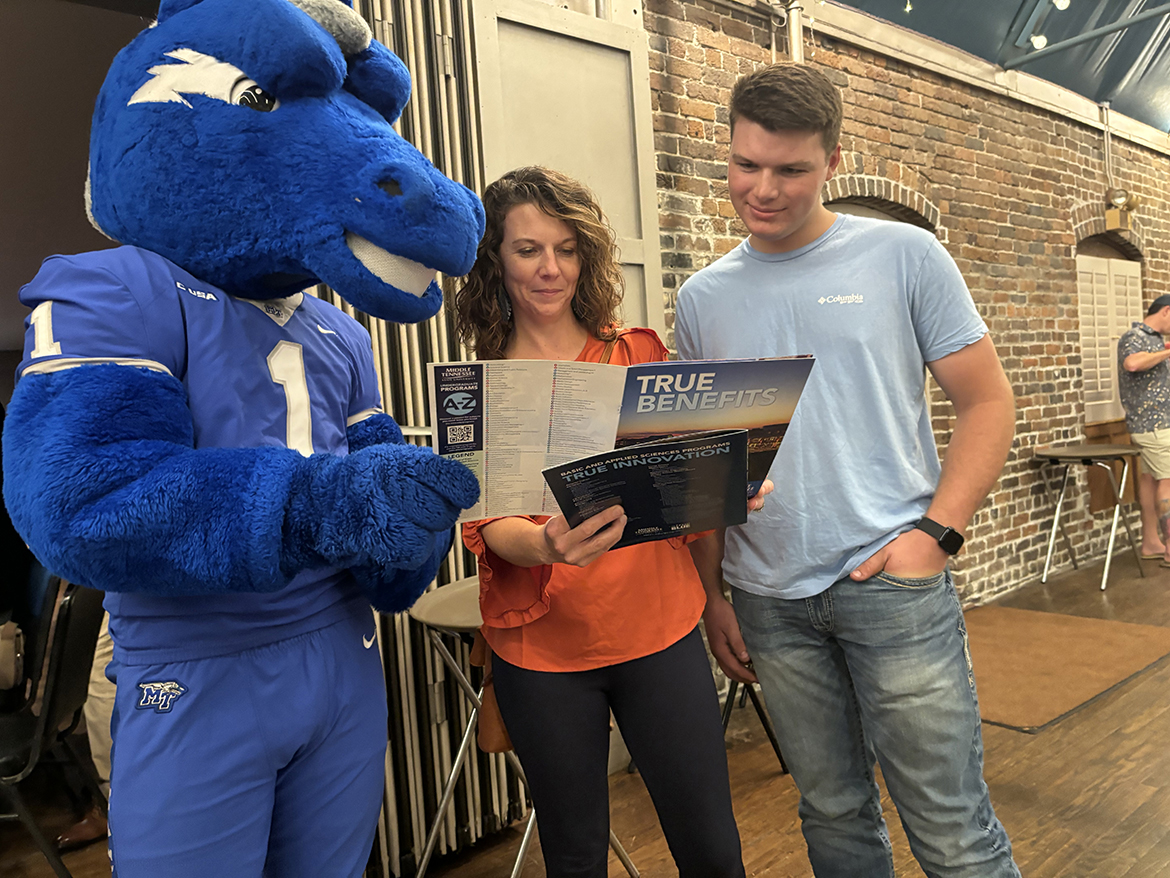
top-left (1071, 200), bottom-right (1145, 260)
top-left (823, 152), bottom-right (940, 232)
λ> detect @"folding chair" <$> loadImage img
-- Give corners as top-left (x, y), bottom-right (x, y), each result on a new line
top-left (409, 576), bottom-right (639, 878)
top-left (0, 567), bottom-right (106, 878)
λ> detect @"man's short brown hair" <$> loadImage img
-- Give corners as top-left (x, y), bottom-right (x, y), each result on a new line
top-left (730, 64), bottom-right (843, 156)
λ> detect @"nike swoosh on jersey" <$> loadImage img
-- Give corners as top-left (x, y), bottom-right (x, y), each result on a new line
top-left (318, 324), bottom-right (337, 335)
top-left (363, 633), bottom-right (376, 648)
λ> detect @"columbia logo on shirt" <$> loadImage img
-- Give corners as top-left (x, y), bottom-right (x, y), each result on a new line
top-left (817, 294), bottom-right (865, 305)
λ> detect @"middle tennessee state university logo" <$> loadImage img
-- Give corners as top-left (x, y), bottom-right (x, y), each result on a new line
top-left (136, 680), bottom-right (188, 713)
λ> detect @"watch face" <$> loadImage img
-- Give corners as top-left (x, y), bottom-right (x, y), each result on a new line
top-left (939, 529), bottom-right (964, 555)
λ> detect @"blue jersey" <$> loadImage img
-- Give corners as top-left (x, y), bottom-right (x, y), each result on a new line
top-left (18, 246), bottom-right (383, 664)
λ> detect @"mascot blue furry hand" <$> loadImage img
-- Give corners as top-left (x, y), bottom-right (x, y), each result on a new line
top-left (4, 0), bottom-right (483, 616)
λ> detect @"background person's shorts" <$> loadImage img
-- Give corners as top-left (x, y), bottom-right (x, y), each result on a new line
top-left (1129, 428), bottom-right (1170, 480)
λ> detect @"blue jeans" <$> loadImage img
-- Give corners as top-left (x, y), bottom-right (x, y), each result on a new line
top-left (733, 571), bottom-right (1019, 878)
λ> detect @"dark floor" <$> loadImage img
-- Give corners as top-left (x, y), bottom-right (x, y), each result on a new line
top-left (6, 548), bottom-right (1170, 877)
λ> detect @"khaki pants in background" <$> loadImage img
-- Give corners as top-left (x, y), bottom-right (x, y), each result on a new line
top-left (84, 612), bottom-right (115, 796)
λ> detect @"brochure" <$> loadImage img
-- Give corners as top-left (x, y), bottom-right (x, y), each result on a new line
top-left (542, 429), bottom-right (749, 549)
top-left (428, 355), bottom-right (814, 521)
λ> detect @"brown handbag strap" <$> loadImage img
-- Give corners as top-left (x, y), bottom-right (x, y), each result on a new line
top-left (470, 629), bottom-right (488, 667)
top-left (599, 337), bottom-right (618, 364)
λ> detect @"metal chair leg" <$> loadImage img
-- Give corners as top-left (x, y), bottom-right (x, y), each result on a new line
top-left (1042, 464), bottom-right (1073, 583)
top-left (721, 679), bottom-right (786, 774)
top-left (1, 785), bottom-right (73, 878)
top-left (720, 680), bottom-right (739, 732)
top-left (415, 694), bottom-right (481, 878)
top-left (744, 684), bottom-right (788, 774)
top-left (509, 811), bottom-right (537, 878)
top-left (610, 828), bottom-right (640, 877)
top-left (1094, 458), bottom-right (1145, 589)
top-left (1039, 461), bottom-right (1078, 569)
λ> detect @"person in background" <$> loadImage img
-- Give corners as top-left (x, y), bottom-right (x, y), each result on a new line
top-left (677, 64), bottom-right (1020, 878)
top-left (452, 166), bottom-right (754, 878)
top-left (1118, 294), bottom-right (1170, 565)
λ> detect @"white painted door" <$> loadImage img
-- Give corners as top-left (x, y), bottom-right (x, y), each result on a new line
top-left (473, 0), bottom-right (665, 336)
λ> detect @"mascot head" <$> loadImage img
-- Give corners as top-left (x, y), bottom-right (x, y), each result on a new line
top-left (86, 0), bottom-right (484, 322)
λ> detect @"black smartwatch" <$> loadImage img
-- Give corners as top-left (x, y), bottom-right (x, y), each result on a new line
top-left (914, 517), bottom-right (965, 555)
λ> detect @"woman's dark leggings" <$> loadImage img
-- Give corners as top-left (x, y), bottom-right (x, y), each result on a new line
top-left (491, 627), bottom-right (746, 878)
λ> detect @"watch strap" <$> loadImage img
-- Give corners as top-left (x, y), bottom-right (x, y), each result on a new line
top-left (914, 516), bottom-right (964, 554)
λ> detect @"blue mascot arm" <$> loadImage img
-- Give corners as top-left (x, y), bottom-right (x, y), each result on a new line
top-left (344, 412), bottom-right (454, 613)
top-left (346, 411), bottom-right (406, 451)
top-left (3, 366), bottom-right (479, 597)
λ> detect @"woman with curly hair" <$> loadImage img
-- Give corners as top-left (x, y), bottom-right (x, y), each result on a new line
top-left (453, 167), bottom-right (748, 878)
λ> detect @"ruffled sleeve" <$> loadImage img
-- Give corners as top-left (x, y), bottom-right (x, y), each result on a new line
top-left (462, 518), bottom-right (554, 628)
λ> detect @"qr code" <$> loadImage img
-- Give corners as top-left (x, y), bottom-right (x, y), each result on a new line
top-left (446, 424), bottom-right (474, 444)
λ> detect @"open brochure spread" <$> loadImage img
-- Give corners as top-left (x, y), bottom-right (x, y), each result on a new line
top-left (428, 356), bottom-right (815, 525)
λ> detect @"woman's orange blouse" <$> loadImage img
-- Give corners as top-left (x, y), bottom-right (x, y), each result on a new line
top-left (462, 328), bottom-right (708, 672)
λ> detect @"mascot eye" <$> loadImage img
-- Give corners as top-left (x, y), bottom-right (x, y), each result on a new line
top-left (230, 78), bottom-right (279, 112)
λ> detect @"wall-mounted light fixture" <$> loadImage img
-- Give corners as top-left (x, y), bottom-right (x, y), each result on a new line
top-left (1105, 187), bottom-right (1140, 230)
top-left (1102, 103), bottom-right (1139, 231)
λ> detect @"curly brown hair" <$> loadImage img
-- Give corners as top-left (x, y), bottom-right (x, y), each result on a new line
top-left (452, 167), bottom-right (622, 360)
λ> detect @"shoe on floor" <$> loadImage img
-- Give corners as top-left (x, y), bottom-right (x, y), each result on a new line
top-left (55, 805), bottom-right (107, 854)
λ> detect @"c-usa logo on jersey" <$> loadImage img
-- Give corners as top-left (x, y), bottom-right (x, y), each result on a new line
top-left (136, 680), bottom-right (188, 713)
top-left (175, 281), bottom-right (217, 301)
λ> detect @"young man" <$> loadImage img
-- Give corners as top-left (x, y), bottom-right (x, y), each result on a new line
top-left (677, 64), bottom-right (1020, 878)
top-left (1118, 294), bottom-right (1170, 563)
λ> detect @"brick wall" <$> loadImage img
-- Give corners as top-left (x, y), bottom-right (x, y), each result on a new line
top-left (643, 0), bottom-right (1170, 603)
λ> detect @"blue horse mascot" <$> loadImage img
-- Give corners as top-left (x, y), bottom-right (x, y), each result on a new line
top-left (3, 0), bottom-right (483, 873)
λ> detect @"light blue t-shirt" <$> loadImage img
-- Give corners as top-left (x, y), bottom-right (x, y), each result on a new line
top-left (675, 215), bottom-right (987, 599)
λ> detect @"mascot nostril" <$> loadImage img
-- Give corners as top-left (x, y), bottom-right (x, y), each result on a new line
top-left (4, 0), bottom-right (483, 870)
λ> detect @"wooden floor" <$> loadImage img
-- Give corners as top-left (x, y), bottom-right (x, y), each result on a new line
top-left (7, 549), bottom-right (1170, 877)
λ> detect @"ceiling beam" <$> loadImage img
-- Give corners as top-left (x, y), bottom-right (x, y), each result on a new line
top-left (1004, 2), bottom-right (1170, 69)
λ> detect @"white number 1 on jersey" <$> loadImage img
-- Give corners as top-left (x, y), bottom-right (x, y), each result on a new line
top-left (267, 341), bottom-right (314, 456)
top-left (29, 301), bottom-right (63, 358)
